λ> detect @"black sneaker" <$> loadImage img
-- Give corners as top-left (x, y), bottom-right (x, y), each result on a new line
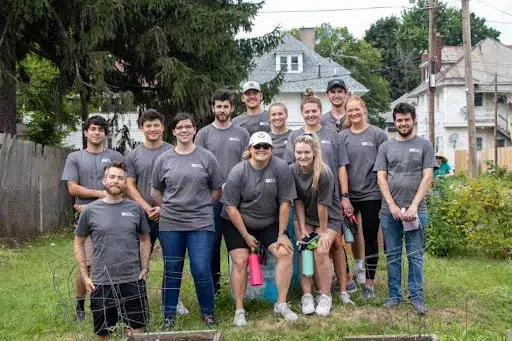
top-left (74, 309), bottom-right (86, 322)
top-left (202, 314), bottom-right (217, 327)
top-left (162, 317), bottom-right (176, 330)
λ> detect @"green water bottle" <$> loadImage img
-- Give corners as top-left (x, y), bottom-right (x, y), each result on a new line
top-left (302, 249), bottom-right (314, 277)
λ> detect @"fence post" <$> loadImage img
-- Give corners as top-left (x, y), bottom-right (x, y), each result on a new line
top-left (39, 176), bottom-right (43, 234)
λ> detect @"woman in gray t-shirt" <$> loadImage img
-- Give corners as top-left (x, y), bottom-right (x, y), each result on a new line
top-left (268, 102), bottom-right (292, 159)
top-left (290, 133), bottom-right (342, 316)
top-left (221, 131), bottom-right (298, 326)
top-left (151, 113), bottom-right (224, 328)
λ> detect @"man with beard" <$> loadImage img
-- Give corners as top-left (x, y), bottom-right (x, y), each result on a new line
top-left (195, 88), bottom-right (250, 294)
top-left (233, 81), bottom-right (271, 135)
top-left (321, 79), bottom-right (349, 133)
top-left (373, 103), bottom-right (437, 315)
top-left (74, 161), bottom-right (151, 340)
top-left (62, 115), bottom-right (123, 321)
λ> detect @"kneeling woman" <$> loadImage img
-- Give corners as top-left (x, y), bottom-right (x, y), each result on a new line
top-left (291, 133), bottom-right (342, 316)
top-left (222, 131), bottom-right (298, 327)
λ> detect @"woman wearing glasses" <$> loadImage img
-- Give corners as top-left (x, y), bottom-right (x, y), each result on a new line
top-left (151, 113), bottom-right (224, 329)
top-left (221, 131), bottom-right (298, 327)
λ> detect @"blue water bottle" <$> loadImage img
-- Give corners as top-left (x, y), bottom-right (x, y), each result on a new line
top-left (302, 249), bottom-right (314, 277)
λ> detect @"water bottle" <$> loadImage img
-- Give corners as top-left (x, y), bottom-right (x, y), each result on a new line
top-left (302, 249), bottom-right (314, 277)
top-left (343, 225), bottom-right (354, 243)
top-left (248, 250), bottom-right (263, 286)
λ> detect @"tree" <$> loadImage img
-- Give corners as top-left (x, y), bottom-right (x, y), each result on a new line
top-left (315, 24), bottom-right (389, 126)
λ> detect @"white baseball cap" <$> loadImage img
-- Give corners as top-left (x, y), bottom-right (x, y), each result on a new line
top-left (242, 81), bottom-right (261, 93)
top-left (249, 131), bottom-right (273, 147)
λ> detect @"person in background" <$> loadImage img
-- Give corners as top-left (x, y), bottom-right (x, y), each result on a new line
top-left (195, 89), bottom-right (250, 295)
top-left (74, 161), bottom-right (151, 341)
top-left (283, 89), bottom-right (355, 305)
top-left (374, 103), bottom-right (437, 315)
top-left (291, 133), bottom-right (341, 316)
top-left (268, 102), bottom-right (292, 159)
top-left (151, 113), bottom-right (224, 328)
top-left (434, 152), bottom-right (454, 177)
top-left (232, 81), bottom-right (271, 135)
top-left (61, 115), bottom-right (123, 321)
top-left (339, 97), bottom-right (388, 299)
top-left (222, 132), bottom-right (298, 326)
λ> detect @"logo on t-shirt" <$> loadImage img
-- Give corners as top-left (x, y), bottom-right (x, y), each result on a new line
top-left (284, 140), bottom-right (287, 144)
top-left (362, 142), bottom-right (374, 147)
top-left (409, 148), bottom-right (421, 153)
top-left (101, 158), bottom-right (111, 163)
top-left (121, 212), bottom-right (135, 217)
top-left (265, 178), bottom-right (276, 183)
top-left (260, 122), bottom-right (270, 126)
top-left (229, 137), bottom-right (241, 142)
top-left (191, 164), bottom-right (204, 168)
top-left (320, 140), bottom-right (332, 145)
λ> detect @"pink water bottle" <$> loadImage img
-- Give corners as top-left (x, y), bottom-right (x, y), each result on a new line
top-left (248, 250), bottom-right (263, 286)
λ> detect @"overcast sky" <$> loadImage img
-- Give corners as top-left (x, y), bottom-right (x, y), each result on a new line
top-left (239, 0), bottom-right (512, 45)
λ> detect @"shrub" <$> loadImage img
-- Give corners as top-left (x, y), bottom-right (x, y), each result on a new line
top-left (427, 174), bottom-right (512, 259)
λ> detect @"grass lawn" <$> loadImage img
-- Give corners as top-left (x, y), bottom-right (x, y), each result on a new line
top-left (0, 230), bottom-right (511, 341)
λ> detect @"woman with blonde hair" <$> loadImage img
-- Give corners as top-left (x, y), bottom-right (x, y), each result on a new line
top-left (291, 132), bottom-right (342, 316)
top-left (284, 88), bottom-right (355, 305)
top-left (339, 96), bottom-right (388, 299)
top-left (268, 102), bottom-right (292, 159)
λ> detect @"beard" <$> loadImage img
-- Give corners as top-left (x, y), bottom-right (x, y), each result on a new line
top-left (215, 113), bottom-right (231, 123)
top-left (397, 126), bottom-right (414, 137)
top-left (105, 185), bottom-right (123, 196)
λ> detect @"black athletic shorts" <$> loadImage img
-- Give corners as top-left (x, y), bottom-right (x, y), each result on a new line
top-left (221, 217), bottom-right (287, 251)
top-left (90, 280), bottom-right (148, 336)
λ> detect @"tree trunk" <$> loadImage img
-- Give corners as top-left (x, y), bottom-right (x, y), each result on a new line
top-left (80, 90), bottom-right (89, 149)
top-left (0, 29), bottom-right (17, 136)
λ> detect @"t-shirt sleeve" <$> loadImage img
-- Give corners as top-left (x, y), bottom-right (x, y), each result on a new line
top-left (336, 133), bottom-right (350, 168)
top-left (195, 128), bottom-right (207, 149)
top-left (376, 128), bottom-right (389, 148)
top-left (242, 129), bottom-right (250, 149)
top-left (221, 167), bottom-right (242, 207)
top-left (422, 141), bottom-right (438, 169)
top-left (208, 153), bottom-right (225, 189)
top-left (150, 155), bottom-right (166, 191)
top-left (283, 133), bottom-right (296, 164)
top-left (317, 170), bottom-right (334, 206)
top-left (125, 150), bottom-right (136, 178)
top-left (137, 206), bottom-right (150, 234)
top-left (61, 154), bottom-right (79, 181)
top-left (75, 208), bottom-right (90, 237)
top-left (113, 151), bottom-right (123, 162)
top-left (373, 143), bottom-right (389, 172)
top-left (277, 161), bottom-right (297, 202)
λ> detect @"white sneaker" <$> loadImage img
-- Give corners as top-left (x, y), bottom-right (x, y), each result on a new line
top-left (301, 294), bottom-right (315, 315)
top-left (176, 298), bottom-right (189, 316)
top-left (340, 291), bottom-right (355, 305)
top-left (315, 294), bottom-right (332, 316)
top-left (274, 303), bottom-right (298, 322)
top-left (233, 309), bottom-right (247, 327)
top-left (353, 267), bottom-right (366, 285)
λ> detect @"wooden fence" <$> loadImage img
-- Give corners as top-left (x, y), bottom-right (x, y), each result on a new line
top-left (0, 134), bottom-right (74, 241)
top-left (455, 146), bottom-right (512, 173)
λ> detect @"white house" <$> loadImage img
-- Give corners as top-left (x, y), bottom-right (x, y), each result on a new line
top-left (406, 37), bottom-right (512, 167)
top-left (247, 29), bottom-right (368, 130)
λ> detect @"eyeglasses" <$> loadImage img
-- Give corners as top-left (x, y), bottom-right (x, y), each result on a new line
top-left (252, 143), bottom-right (272, 150)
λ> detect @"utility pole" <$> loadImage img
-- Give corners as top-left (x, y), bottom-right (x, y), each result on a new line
top-left (462, 0), bottom-right (478, 177)
top-left (428, 0), bottom-right (436, 149)
top-left (494, 73), bottom-right (498, 165)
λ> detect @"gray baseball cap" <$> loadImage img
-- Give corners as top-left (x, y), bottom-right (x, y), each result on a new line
top-left (242, 81), bottom-right (261, 93)
top-left (326, 79), bottom-right (347, 91)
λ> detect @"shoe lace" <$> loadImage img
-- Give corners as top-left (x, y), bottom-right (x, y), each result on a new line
top-left (279, 303), bottom-right (295, 317)
top-left (317, 295), bottom-right (330, 308)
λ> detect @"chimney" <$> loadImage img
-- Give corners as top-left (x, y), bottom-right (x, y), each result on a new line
top-left (434, 32), bottom-right (443, 74)
top-left (299, 27), bottom-right (315, 50)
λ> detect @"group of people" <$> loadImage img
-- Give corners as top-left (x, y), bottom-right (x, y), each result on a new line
top-left (67, 79), bottom-right (437, 340)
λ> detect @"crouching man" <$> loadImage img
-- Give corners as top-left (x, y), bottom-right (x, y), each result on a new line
top-left (74, 161), bottom-right (151, 340)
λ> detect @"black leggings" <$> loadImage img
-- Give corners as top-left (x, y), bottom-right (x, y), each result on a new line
top-left (352, 200), bottom-right (382, 280)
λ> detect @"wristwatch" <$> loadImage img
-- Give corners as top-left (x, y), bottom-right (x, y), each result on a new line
top-left (341, 192), bottom-right (350, 198)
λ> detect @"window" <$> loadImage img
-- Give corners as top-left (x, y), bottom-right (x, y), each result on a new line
top-left (497, 139), bottom-right (505, 148)
top-left (275, 54), bottom-right (303, 73)
top-left (476, 137), bottom-right (483, 151)
top-left (474, 92), bottom-right (483, 107)
top-left (387, 122), bottom-right (397, 133)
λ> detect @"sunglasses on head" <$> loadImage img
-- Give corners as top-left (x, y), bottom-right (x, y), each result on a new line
top-left (253, 143), bottom-right (272, 150)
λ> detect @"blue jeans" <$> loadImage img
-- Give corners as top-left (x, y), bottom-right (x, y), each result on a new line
top-left (159, 229), bottom-right (215, 317)
top-left (211, 202), bottom-right (224, 295)
top-left (380, 213), bottom-right (429, 303)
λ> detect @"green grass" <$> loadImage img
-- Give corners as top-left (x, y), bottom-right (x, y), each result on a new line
top-left (0, 230), bottom-right (511, 341)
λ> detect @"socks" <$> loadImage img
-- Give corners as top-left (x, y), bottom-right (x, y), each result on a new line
top-left (355, 259), bottom-right (364, 270)
top-left (76, 297), bottom-right (85, 312)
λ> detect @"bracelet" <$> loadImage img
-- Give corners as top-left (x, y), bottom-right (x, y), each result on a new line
top-left (341, 193), bottom-right (350, 198)
top-left (141, 267), bottom-right (150, 272)
top-left (241, 232), bottom-right (249, 239)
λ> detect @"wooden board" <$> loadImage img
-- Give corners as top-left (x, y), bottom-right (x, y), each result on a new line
top-left (125, 330), bottom-right (223, 341)
top-left (343, 336), bottom-right (437, 341)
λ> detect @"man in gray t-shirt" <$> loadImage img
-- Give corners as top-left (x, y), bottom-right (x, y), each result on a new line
top-left (321, 79), bottom-right (349, 133)
top-left (232, 81), bottom-right (271, 135)
top-left (373, 103), bottom-right (436, 313)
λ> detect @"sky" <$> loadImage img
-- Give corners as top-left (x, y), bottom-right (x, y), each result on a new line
top-left (238, 0), bottom-right (512, 45)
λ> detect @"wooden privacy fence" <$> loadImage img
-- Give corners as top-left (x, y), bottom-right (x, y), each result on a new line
top-left (455, 146), bottom-right (512, 173)
top-left (0, 134), bottom-right (74, 241)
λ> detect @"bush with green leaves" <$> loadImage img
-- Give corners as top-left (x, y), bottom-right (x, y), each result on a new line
top-left (427, 174), bottom-right (512, 259)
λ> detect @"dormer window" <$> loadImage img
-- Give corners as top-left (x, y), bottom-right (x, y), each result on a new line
top-left (276, 54), bottom-right (303, 73)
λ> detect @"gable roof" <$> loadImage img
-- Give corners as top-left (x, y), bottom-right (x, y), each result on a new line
top-left (409, 38), bottom-right (512, 97)
top-left (247, 34), bottom-right (368, 94)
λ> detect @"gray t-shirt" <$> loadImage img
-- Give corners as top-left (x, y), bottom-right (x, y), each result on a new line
top-left (61, 149), bottom-right (123, 205)
top-left (75, 199), bottom-right (150, 285)
top-left (195, 123), bottom-right (250, 179)
top-left (283, 127), bottom-right (349, 191)
top-left (125, 142), bottom-right (173, 205)
top-left (321, 111), bottom-right (347, 133)
top-left (290, 163), bottom-right (342, 231)
top-left (340, 125), bottom-right (389, 202)
top-left (232, 110), bottom-right (271, 136)
top-left (151, 147), bottom-right (224, 232)
top-left (373, 136), bottom-right (437, 214)
top-left (221, 157), bottom-right (297, 231)
top-left (269, 130), bottom-right (292, 159)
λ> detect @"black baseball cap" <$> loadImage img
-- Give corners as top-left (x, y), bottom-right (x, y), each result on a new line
top-left (326, 79), bottom-right (347, 91)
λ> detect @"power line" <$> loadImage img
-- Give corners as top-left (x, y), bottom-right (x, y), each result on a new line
top-left (477, 0), bottom-right (512, 18)
top-left (259, 6), bottom-right (405, 14)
